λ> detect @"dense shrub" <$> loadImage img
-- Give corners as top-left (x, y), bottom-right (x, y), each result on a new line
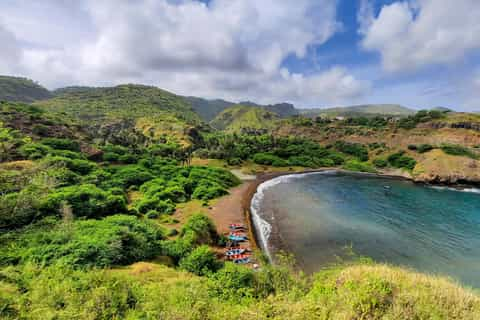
top-left (2, 215), bottom-right (163, 267)
top-left (343, 160), bottom-right (376, 173)
top-left (409, 144), bottom-right (434, 153)
top-left (253, 153), bottom-right (284, 166)
top-left (207, 262), bottom-right (255, 300)
top-left (18, 143), bottom-right (51, 160)
top-left (192, 181), bottom-right (228, 200)
top-left (441, 144), bottom-right (478, 159)
top-left (373, 158), bottom-right (388, 168)
top-left (40, 184), bottom-right (127, 218)
top-left (41, 138), bottom-right (80, 152)
top-left (104, 166), bottom-right (154, 189)
top-left (335, 141), bottom-right (369, 161)
top-left (398, 110), bottom-right (445, 129)
top-left (180, 213), bottom-right (218, 246)
top-left (387, 151), bottom-right (417, 170)
top-left (179, 245), bottom-right (222, 276)
top-left (42, 156), bottom-right (96, 175)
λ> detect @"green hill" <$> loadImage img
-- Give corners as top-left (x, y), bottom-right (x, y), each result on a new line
top-left (210, 105), bottom-right (279, 132)
top-left (0, 75), bottom-right (52, 103)
top-left (35, 84), bottom-right (202, 146)
top-left (300, 104), bottom-right (415, 118)
top-left (185, 96), bottom-right (235, 121)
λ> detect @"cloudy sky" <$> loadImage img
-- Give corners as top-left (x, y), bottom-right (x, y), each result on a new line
top-left (0, 0), bottom-right (479, 110)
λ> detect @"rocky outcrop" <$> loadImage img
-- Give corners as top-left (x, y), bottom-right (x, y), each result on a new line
top-left (427, 122), bottom-right (480, 131)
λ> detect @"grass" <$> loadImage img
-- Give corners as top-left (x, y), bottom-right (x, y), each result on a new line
top-left (2, 261), bottom-right (479, 319)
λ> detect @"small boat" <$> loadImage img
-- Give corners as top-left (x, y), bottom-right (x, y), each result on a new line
top-left (225, 248), bottom-right (247, 256)
top-left (229, 231), bottom-right (247, 236)
top-left (229, 223), bottom-right (246, 230)
top-left (228, 234), bottom-right (248, 242)
top-left (233, 257), bottom-right (251, 264)
top-left (228, 254), bottom-right (250, 261)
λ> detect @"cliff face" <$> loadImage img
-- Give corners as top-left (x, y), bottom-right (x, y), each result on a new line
top-left (426, 121), bottom-right (480, 132)
top-left (412, 150), bottom-right (480, 186)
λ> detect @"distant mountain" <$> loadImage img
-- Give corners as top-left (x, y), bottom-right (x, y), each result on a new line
top-left (300, 104), bottom-right (415, 118)
top-left (187, 97), bottom-right (298, 121)
top-left (264, 103), bottom-right (298, 118)
top-left (184, 97), bottom-right (235, 122)
top-left (0, 75), bottom-right (53, 103)
top-left (210, 105), bottom-right (279, 132)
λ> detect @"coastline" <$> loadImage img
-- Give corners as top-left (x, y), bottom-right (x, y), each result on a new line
top-left (238, 168), bottom-right (480, 264)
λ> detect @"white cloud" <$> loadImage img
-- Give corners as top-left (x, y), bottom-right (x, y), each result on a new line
top-left (0, 0), bottom-right (368, 106)
top-left (361, 0), bottom-right (480, 72)
top-left (0, 22), bottom-right (22, 74)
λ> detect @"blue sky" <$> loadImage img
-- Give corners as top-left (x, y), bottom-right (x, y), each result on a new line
top-left (0, 0), bottom-right (479, 110)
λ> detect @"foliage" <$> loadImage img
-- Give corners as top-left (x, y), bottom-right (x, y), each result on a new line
top-left (335, 141), bottom-right (369, 161)
top-left (441, 144), bottom-right (478, 159)
top-left (179, 245), bottom-right (222, 276)
top-left (343, 160), bottom-right (376, 173)
top-left (1, 215), bottom-right (163, 267)
top-left (39, 184), bottom-right (127, 219)
top-left (398, 110), bottom-right (446, 129)
top-left (41, 138), bottom-right (80, 151)
top-left (373, 158), bottom-right (388, 168)
top-left (387, 151), bottom-right (417, 170)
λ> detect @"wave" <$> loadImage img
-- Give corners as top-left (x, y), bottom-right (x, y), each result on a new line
top-left (429, 185), bottom-right (480, 194)
top-left (250, 170), bottom-right (337, 261)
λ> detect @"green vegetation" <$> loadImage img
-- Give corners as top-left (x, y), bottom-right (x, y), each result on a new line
top-left (0, 76), bottom-right (52, 103)
top-left (387, 151), bottom-right (417, 170)
top-left (398, 110), bottom-right (446, 129)
top-left (2, 76), bottom-right (480, 319)
top-left (343, 159), bottom-right (376, 173)
top-left (441, 144), bottom-right (479, 159)
top-left (210, 105), bottom-right (279, 132)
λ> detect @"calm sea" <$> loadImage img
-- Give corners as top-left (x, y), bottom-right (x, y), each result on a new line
top-left (251, 171), bottom-right (480, 288)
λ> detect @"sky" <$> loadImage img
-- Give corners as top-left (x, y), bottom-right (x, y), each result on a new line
top-left (0, 0), bottom-right (479, 110)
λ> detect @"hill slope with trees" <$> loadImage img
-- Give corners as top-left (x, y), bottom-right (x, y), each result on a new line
top-left (0, 76), bottom-right (53, 103)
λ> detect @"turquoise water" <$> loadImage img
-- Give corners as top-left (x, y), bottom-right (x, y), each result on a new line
top-left (252, 172), bottom-right (480, 287)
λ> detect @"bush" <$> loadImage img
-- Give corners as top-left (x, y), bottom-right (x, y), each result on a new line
top-left (135, 197), bottom-right (175, 215)
top-left (145, 210), bottom-right (159, 219)
top-left (40, 184), bottom-right (127, 218)
top-left (179, 245), bottom-right (222, 276)
top-left (373, 158), bottom-right (388, 168)
top-left (343, 160), bottom-right (376, 173)
top-left (180, 213), bottom-right (218, 246)
top-left (18, 143), bottom-right (51, 160)
top-left (387, 151), bottom-right (417, 170)
top-left (118, 154), bottom-right (137, 164)
top-left (192, 180), bottom-right (228, 201)
top-left (41, 138), bottom-right (80, 152)
top-left (441, 144), bottom-right (478, 159)
top-left (208, 262), bottom-right (255, 300)
top-left (105, 166), bottom-right (154, 189)
top-left (252, 153), bottom-right (284, 166)
top-left (42, 156), bottom-right (96, 175)
top-left (4, 215), bottom-right (164, 267)
top-left (335, 141), bottom-right (369, 161)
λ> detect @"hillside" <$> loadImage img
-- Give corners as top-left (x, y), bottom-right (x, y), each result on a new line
top-left (185, 96), bottom-right (235, 121)
top-left (300, 104), bottom-right (415, 118)
top-left (35, 84), bottom-right (202, 146)
top-left (210, 105), bottom-right (279, 133)
top-left (0, 75), bottom-right (52, 103)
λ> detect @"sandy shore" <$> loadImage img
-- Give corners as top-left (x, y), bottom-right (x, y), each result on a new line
top-left (208, 168), bottom-right (478, 259)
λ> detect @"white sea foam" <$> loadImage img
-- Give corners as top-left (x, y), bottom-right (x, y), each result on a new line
top-left (429, 185), bottom-right (480, 194)
top-left (250, 170), bottom-right (337, 262)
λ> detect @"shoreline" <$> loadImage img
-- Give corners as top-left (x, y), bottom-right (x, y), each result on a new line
top-left (239, 168), bottom-right (480, 263)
